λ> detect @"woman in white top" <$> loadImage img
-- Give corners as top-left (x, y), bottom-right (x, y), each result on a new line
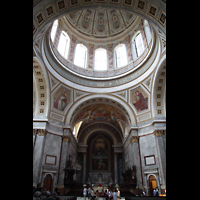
top-left (112, 190), bottom-right (119, 200)
top-left (83, 187), bottom-right (87, 200)
top-left (108, 190), bottom-right (112, 200)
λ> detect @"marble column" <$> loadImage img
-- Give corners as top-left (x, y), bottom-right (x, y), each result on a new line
top-left (58, 135), bottom-right (71, 187)
top-left (108, 43), bottom-right (113, 69)
top-left (33, 129), bottom-right (46, 185)
top-left (125, 35), bottom-right (133, 63)
top-left (82, 153), bottom-right (87, 184)
top-left (33, 129), bottom-right (37, 152)
top-left (154, 130), bottom-right (166, 189)
top-left (114, 153), bottom-right (118, 184)
top-left (130, 136), bottom-right (142, 186)
top-left (69, 35), bottom-right (77, 62)
top-left (88, 43), bottom-right (94, 69)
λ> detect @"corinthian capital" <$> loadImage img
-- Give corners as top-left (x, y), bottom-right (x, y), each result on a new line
top-left (130, 136), bottom-right (139, 144)
top-left (154, 130), bottom-right (163, 137)
top-left (62, 135), bottom-right (71, 142)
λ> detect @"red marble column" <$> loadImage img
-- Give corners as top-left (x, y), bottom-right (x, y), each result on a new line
top-left (69, 35), bottom-right (77, 62)
top-left (125, 35), bottom-right (133, 63)
top-left (88, 43), bottom-right (94, 69)
top-left (108, 43), bottom-right (113, 69)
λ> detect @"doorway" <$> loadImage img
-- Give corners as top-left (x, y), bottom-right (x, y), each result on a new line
top-left (43, 174), bottom-right (53, 194)
top-left (148, 175), bottom-right (157, 196)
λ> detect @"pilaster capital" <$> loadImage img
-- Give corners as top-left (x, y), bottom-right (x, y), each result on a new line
top-left (108, 43), bottom-right (113, 48)
top-left (139, 19), bottom-right (143, 26)
top-left (154, 130), bottom-right (163, 137)
top-left (62, 135), bottom-right (71, 143)
top-left (38, 129), bottom-right (46, 136)
top-left (89, 43), bottom-right (94, 48)
top-left (130, 136), bottom-right (139, 144)
top-left (33, 129), bottom-right (37, 135)
top-left (125, 35), bottom-right (130, 42)
top-left (72, 35), bottom-right (77, 41)
top-left (59, 18), bottom-right (64, 26)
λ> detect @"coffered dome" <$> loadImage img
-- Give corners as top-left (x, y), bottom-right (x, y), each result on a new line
top-left (65, 7), bottom-right (138, 39)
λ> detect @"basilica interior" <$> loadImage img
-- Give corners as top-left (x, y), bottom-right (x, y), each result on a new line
top-left (33, 0), bottom-right (166, 197)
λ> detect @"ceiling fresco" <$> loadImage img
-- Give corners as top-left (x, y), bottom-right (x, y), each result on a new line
top-left (65, 7), bottom-right (137, 38)
top-left (71, 104), bottom-right (129, 135)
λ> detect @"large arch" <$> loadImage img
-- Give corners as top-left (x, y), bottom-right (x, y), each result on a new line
top-left (33, 56), bottom-right (50, 119)
top-left (151, 55), bottom-right (166, 118)
top-left (78, 122), bottom-right (122, 145)
top-left (65, 94), bottom-right (137, 125)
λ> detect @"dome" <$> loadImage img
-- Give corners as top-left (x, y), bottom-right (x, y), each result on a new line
top-left (65, 7), bottom-right (138, 39)
top-left (48, 8), bottom-right (155, 80)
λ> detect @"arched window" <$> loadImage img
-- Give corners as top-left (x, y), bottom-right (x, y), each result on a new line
top-left (50, 19), bottom-right (58, 43)
top-left (135, 32), bottom-right (145, 57)
top-left (57, 31), bottom-right (70, 59)
top-left (115, 44), bottom-right (128, 68)
top-left (74, 44), bottom-right (88, 68)
top-left (94, 48), bottom-right (107, 70)
top-left (132, 32), bottom-right (145, 59)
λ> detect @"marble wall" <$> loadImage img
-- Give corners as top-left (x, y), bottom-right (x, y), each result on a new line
top-left (33, 124), bottom-right (166, 194)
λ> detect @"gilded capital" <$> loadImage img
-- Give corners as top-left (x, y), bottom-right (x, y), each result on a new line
top-left (62, 135), bottom-right (71, 143)
top-left (89, 43), bottom-right (94, 48)
top-left (38, 129), bottom-right (46, 136)
top-left (125, 35), bottom-right (130, 41)
top-left (108, 43), bottom-right (113, 48)
top-left (130, 136), bottom-right (139, 144)
top-left (33, 129), bottom-right (37, 135)
top-left (154, 130), bottom-right (163, 137)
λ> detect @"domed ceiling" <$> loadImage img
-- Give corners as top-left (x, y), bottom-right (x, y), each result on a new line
top-left (65, 7), bottom-right (137, 38)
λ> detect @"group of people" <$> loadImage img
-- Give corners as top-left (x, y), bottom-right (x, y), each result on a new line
top-left (33, 186), bottom-right (60, 200)
top-left (83, 187), bottom-right (120, 200)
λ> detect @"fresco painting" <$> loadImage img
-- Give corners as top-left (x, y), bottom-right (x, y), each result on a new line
top-left (53, 86), bottom-right (71, 111)
top-left (92, 137), bottom-right (109, 170)
top-left (130, 86), bottom-right (148, 112)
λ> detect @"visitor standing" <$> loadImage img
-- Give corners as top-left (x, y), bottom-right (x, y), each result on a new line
top-left (83, 186), bottom-right (88, 200)
top-left (88, 187), bottom-right (92, 200)
top-left (112, 189), bottom-right (119, 200)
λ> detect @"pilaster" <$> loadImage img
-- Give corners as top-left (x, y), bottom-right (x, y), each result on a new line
top-left (114, 153), bottom-right (118, 184)
top-left (108, 43), bottom-right (113, 69)
top-left (58, 135), bottom-right (71, 187)
top-left (82, 153), bottom-right (87, 184)
top-left (125, 35), bottom-right (133, 62)
top-left (88, 43), bottom-right (94, 69)
top-left (154, 130), bottom-right (166, 186)
top-left (54, 19), bottom-right (63, 48)
top-left (33, 129), bottom-right (47, 185)
top-left (69, 35), bottom-right (77, 62)
top-left (139, 19), bottom-right (147, 48)
top-left (130, 136), bottom-right (142, 186)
